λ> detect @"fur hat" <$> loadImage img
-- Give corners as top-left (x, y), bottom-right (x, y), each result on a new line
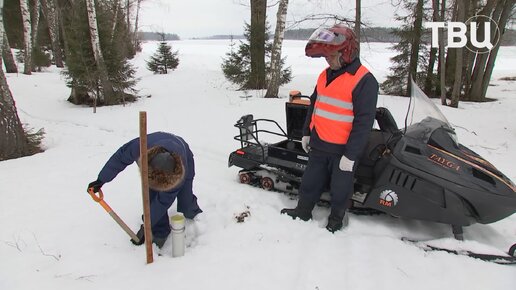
top-left (140, 146), bottom-right (185, 192)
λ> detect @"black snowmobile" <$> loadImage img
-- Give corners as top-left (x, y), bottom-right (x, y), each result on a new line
top-left (228, 81), bottom-right (516, 257)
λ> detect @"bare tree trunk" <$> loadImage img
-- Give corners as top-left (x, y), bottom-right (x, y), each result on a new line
top-left (467, 0), bottom-right (497, 101)
top-left (406, 0), bottom-right (424, 97)
top-left (110, 0), bottom-right (120, 42)
top-left (480, 0), bottom-right (514, 100)
top-left (265, 0), bottom-right (289, 98)
top-left (424, 0), bottom-right (439, 96)
top-left (450, 0), bottom-right (465, 108)
top-left (57, 0), bottom-right (70, 62)
top-left (1, 24), bottom-right (18, 73)
top-left (30, 0), bottom-right (41, 72)
top-left (133, 0), bottom-right (142, 50)
top-left (20, 0), bottom-right (33, 75)
top-left (466, 0), bottom-right (507, 102)
top-left (126, 0), bottom-right (131, 38)
top-left (248, 0), bottom-right (267, 90)
top-left (355, 0), bottom-right (360, 58)
top-left (0, 65), bottom-right (32, 160)
top-left (0, 2), bottom-right (31, 160)
top-left (438, 0), bottom-right (446, 105)
top-left (41, 0), bottom-right (64, 67)
top-left (86, 0), bottom-right (115, 105)
top-left (443, 0), bottom-right (458, 88)
top-left (31, 1), bottom-right (41, 45)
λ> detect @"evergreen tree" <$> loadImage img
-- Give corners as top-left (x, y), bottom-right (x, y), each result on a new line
top-left (222, 23), bottom-right (291, 90)
top-left (61, 0), bottom-right (138, 106)
top-left (32, 46), bottom-right (52, 71)
top-left (146, 41), bottom-right (179, 74)
top-left (381, 0), bottom-right (429, 96)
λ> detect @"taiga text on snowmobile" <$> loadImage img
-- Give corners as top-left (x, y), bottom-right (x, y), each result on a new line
top-left (228, 81), bottom-right (516, 242)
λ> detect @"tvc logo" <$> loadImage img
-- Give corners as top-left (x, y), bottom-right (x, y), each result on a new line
top-left (425, 15), bottom-right (500, 53)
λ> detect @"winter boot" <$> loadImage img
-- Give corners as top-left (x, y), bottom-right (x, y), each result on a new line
top-left (280, 199), bottom-right (315, 221)
top-left (131, 225), bottom-right (169, 248)
top-left (326, 208), bottom-right (349, 233)
top-left (153, 235), bottom-right (168, 249)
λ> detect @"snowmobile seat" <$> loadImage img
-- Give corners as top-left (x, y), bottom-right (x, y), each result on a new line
top-left (376, 107), bottom-right (399, 134)
top-left (237, 114), bottom-right (256, 144)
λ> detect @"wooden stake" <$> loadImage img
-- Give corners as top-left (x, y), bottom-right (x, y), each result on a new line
top-left (139, 111), bottom-right (153, 264)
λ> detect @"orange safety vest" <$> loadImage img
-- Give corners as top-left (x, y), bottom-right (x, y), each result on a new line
top-left (310, 65), bottom-right (370, 144)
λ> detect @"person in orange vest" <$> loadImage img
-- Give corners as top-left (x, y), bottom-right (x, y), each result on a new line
top-left (281, 24), bottom-right (378, 233)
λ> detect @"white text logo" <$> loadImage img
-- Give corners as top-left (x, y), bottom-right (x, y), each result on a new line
top-left (425, 15), bottom-right (500, 53)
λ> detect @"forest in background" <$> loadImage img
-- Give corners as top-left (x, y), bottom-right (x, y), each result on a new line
top-left (152, 27), bottom-right (516, 46)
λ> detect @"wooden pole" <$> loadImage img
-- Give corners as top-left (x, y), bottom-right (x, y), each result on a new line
top-left (139, 111), bottom-right (153, 264)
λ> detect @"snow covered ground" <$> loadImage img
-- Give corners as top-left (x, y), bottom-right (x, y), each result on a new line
top-left (1, 40), bottom-right (515, 290)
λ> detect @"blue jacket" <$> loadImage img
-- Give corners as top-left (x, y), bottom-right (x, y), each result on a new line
top-left (97, 132), bottom-right (196, 226)
top-left (98, 132), bottom-right (194, 184)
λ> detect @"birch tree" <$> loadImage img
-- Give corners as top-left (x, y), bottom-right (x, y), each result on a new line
top-left (19, 0), bottom-right (32, 75)
top-left (265, 0), bottom-right (289, 98)
top-left (85, 0), bottom-right (115, 105)
top-left (41, 0), bottom-right (63, 67)
top-left (110, 0), bottom-right (120, 42)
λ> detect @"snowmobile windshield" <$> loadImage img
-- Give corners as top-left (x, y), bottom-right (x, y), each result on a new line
top-left (403, 80), bottom-right (458, 147)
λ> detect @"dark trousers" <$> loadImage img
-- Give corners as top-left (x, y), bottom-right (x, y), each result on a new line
top-left (299, 149), bottom-right (354, 212)
top-left (149, 177), bottom-right (202, 238)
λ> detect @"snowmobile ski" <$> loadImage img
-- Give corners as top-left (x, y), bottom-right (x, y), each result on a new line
top-left (401, 237), bottom-right (516, 265)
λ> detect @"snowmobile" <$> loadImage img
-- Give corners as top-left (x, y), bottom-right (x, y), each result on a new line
top-left (228, 81), bottom-right (516, 256)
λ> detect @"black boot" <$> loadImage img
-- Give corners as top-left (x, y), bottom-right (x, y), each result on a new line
top-left (130, 225), bottom-right (169, 248)
top-left (326, 208), bottom-right (349, 233)
top-left (280, 199), bottom-right (315, 221)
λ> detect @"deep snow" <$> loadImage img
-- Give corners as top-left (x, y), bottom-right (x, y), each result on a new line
top-left (0, 40), bottom-right (515, 290)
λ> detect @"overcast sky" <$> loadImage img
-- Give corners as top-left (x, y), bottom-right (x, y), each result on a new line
top-left (139, 0), bottom-right (401, 39)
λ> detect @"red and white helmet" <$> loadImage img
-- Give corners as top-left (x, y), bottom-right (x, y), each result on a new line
top-left (305, 24), bottom-right (359, 64)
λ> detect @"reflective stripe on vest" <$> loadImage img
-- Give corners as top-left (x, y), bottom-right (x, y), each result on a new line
top-left (310, 65), bottom-right (370, 144)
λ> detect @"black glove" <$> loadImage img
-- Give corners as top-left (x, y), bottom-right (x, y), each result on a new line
top-left (87, 179), bottom-right (104, 193)
top-left (130, 225), bottom-right (145, 245)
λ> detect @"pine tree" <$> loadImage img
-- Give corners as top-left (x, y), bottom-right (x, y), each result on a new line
top-left (222, 24), bottom-right (291, 90)
top-left (61, 0), bottom-right (138, 106)
top-left (146, 41), bottom-right (179, 74)
top-left (381, 0), bottom-right (429, 97)
top-left (32, 46), bottom-right (52, 71)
